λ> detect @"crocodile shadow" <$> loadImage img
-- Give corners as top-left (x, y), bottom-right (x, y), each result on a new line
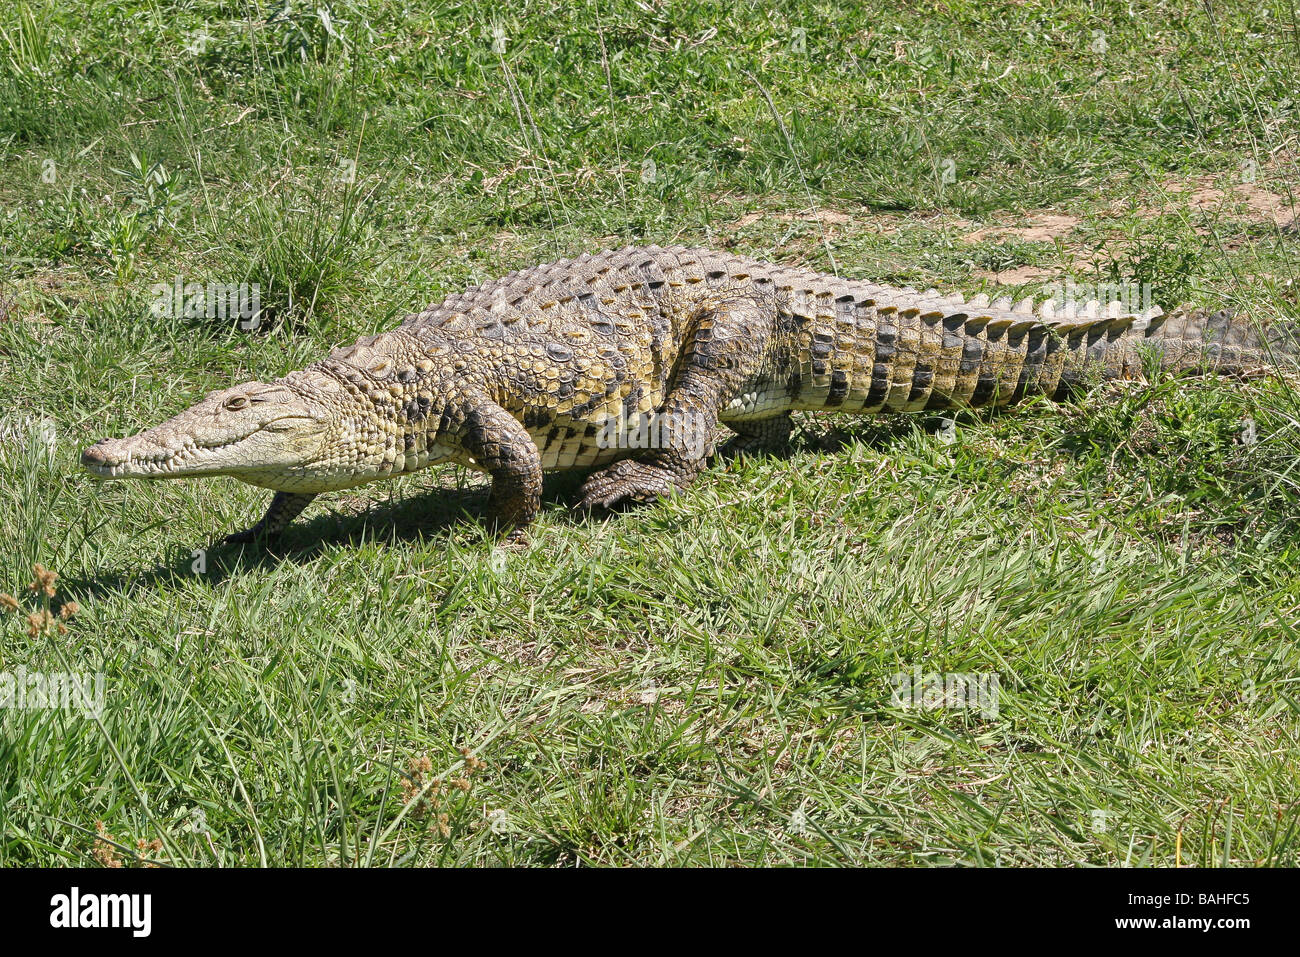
top-left (64, 472), bottom-right (594, 596)
top-left (771, 410), bottom-right (990, 457)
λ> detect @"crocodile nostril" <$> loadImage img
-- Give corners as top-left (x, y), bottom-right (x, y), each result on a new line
top-left (81, 446), bottom-right (108, 465)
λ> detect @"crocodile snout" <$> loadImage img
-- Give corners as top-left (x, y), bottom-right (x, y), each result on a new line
top-left (81, 441), bottom-right (120, 476)
top-left (81, 443), bottom-right (109, 466)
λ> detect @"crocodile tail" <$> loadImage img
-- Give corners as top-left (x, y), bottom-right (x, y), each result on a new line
top-left (1051, 306), bottom-right (1299, 397)
top-left (1128, 307), bottom-right (1298, 374)
top-left (812, 289), bottom-right (1294, 413)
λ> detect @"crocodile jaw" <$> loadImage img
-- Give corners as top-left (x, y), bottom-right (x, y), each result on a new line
top-left (81, 420), bottom-right (320, 479)
top-left (81, 381), bottom-right (328, 481)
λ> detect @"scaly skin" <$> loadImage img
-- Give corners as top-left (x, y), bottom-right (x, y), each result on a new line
top-left (81, 245), bottom-right (1288, 545)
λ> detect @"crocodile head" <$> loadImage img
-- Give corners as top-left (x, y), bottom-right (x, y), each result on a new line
top-left (81, 377), bottom-right (333, 483)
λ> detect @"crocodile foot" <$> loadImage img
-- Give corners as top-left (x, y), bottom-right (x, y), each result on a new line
top-left (498, 525), bottom-right (532, 551)
top-left (576, 459), bottom-right (682, 510)
top-left (221, 526), bottom-right (278, 547)
top-left (716, 434), bottom-right (772, 460)
top-left (716, 412), bottom-right (794, 460)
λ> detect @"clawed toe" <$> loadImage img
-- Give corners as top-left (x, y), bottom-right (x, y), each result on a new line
top-left (576, 460), bottom-right (679, 511)
top-left (221, 527), bottom-right (276, 547)
top-left (499, 526), bottom-right (532, 550)
top-left (715, 438), bottom-right (753, 461)
top-left (578, 487), bottom-right (640, 510)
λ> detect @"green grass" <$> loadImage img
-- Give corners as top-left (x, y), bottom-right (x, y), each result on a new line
top-left (2, 0), bottom-right (1300, 866)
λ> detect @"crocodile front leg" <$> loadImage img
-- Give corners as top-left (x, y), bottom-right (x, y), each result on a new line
top-left (458, 396), bottom-right (543, 543)
top-left (224, 491), bottom-right (317, 545)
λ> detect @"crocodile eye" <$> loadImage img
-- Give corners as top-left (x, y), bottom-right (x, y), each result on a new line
top-left (223, 396), bottom-right (249, 411)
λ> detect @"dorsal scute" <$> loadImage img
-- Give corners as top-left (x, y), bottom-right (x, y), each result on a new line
top-left (405, 250), bottom-right (1188, 369)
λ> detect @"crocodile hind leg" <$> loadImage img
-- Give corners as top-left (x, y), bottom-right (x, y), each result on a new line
top-left (224, 491), bottom-right (317, 545)
top-left (578, 300), bottom-right (767, 510)
top-left (717, 411), bottom-right (794, 459)
top-left (576, 401), bottom-right (718, 509)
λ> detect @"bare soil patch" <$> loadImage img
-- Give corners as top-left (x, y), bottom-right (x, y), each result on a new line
top-left (1161, 176), bottom-right (1296, 229)
top-left (968, 265), bottom-right (1058, 284)
top-left (961, 212), bottom-right (1081, 244)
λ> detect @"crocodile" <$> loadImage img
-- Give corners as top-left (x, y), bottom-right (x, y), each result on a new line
top-left (81, 245), bottom-right (1289, 545)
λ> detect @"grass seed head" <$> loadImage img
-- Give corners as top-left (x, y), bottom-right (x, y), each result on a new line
top-left (26, 609), bottom-right (52, 638)
top-left (92, 821), bottom-right (122, 868)
top-left (29, 563), bottom-right (57, 598)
